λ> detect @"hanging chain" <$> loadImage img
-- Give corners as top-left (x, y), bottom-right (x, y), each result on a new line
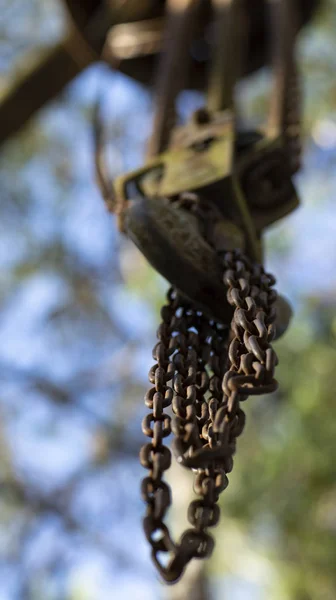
top-left (140, 249), bottom-right (278, 582)
top-left (91, 0), bottom-right (297, 583)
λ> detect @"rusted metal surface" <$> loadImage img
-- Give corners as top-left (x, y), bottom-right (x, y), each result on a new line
top-left (207, 0), bottom-right (245, 114)
top-left (112, 0), bottom-right (302, 265)
top-left (147, 0), bottom-right (202, 158)
top-left (140, 251), bottom-right (278, 582)
top-left (91, 0), bottom-right (303, 584)
top-left (267, 0), bottom-right (302, 173)
top-left (133, 0), bottom-right (297, 581)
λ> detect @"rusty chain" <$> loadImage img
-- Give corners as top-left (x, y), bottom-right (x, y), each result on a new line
top-left (91, 0), bottom-right (298, 584)
top-left (140, 249), bottom-right (278, 582)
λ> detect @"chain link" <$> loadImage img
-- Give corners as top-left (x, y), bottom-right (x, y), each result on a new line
top-left (140, 249), bottom-right (278, 582)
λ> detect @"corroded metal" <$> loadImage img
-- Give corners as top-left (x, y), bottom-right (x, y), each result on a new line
top-left (147, 0), bottom-right (202, 158)
top-left (91, 0), bottom-right (304, 584)
top-left (136, 0), bottom-right (298, 582)
top-left (95, 0), bottom-right (301, 328)
top-left (140, 251), bottom-right (278, 582)
top-left (124, 195), bottom-right (234, 323)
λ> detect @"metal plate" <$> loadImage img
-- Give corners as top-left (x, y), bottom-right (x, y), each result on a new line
top-left (149, 134), bottom-right (233, 198)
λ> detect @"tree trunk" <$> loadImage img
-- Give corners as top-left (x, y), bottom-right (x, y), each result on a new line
top-left (164, 461), bottom-right (212, 600)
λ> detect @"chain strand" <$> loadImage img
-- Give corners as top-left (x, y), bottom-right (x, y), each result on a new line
top-left (140, 250), bottom-right (278, 582)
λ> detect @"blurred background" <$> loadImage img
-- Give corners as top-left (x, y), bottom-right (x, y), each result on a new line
top-left (1, 1), bottom-right (336, 598)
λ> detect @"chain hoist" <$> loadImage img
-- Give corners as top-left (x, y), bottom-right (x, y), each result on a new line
top-left (95, 0), bottom-right (301, 583)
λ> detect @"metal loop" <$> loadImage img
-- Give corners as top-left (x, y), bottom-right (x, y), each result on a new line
top-left (144, 517), bottom-right (175, 554)
top-left (142, 412), bottom-right (171, 439)
top-left (179, 529), bottom-right (215, 560)
top-left (188, 499), bottom-right (220, 528)
top-left (141, 478), bottom-right (171, 520)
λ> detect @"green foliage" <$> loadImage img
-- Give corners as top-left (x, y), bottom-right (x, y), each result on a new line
top-left (2, 1), bottom-right (336, 599)
top-left (210, 303), bottom-right (336, 598)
